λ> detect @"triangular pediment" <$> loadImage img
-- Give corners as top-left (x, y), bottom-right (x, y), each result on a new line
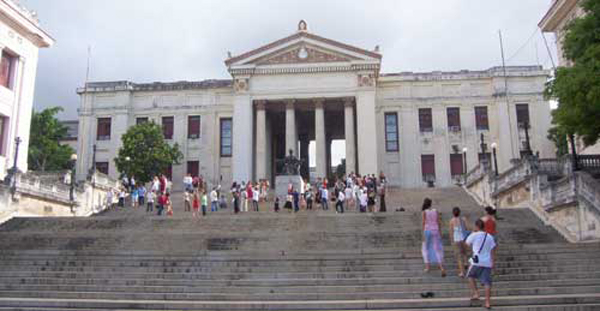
top-left (248, 43), bottom-right (360, 66)
top-left (225, 29), bottom-right (381, 68)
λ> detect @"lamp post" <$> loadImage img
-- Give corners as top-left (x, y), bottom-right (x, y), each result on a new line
top-left (9, 137), bottom-right (22, 196)
top-left (69, 153), bottom-right (77, 203)
top-left (569, 133), bottom-right (579, 171)
top-left (462, 147), bottom-right (468, 175)
top-left (523, 121), bottom-right (532, 157)
top-left (491, 142), bottom-right (499, 176)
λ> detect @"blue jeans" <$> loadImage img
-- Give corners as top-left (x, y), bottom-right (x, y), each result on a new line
top-left (322, 199), bottom-right (329, 210)
top-left (211, 201), bottom-right (218, 212)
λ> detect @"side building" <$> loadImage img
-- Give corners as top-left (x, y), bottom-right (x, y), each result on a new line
top-left (76, 22), bottom-right (554, 189)
top-left (0, 0), bottom-right (53, 177)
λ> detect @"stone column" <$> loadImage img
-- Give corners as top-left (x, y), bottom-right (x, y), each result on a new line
top-left (255, 100), bottom-right (267, 180)
top-left (356, 90), bottom-right (379, 175)
top-left (314, 99), bottom-right (327, 179)
top-left (285, 99), bottom-right (297, 157)
top-left (232, 94), bottom-right (253, 183)
top-left (343, 97), bottom-right (356, 174)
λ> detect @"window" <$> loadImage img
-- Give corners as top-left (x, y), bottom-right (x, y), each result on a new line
top-left (188, 115), bottom-right (201, 139)
top-left (0, 116), bottom-right (7, 155)
top-left (187, 161), bottom-right (199, 177)
top-left (450, 154), bottom-right (464, 177)
top-left (421, 154), bottom-right (436, 181)
top-left (0, 51), bottom-right (16, 90)
top-left (136, 117), bottom-right (148, 125)
top-left (96, 162), bottom-right (109, 175)
top-left (418, 108), bottom-right (433, 132)
top-left (220, 118), bottom-right (232, 157)
top-left (384, 112), bottom-right (399, 152)
top-left (475, 106), bottom-right (489, 130)
top-left (516, 104), bottom-right (530, 128)
top-left (96, 118), bottom-right (111, 140)
top-left (162, 116), bottom-right (174, 139)
top-left (447, 107), bottom-right (461, 132)
top-left (164, 164), bottom-right (173, 181)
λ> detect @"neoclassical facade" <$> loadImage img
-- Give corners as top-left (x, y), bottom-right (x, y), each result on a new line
top-left (0, 1), bottom-right (53, 177)
top-left (77, 21), bottom-right (554, 189)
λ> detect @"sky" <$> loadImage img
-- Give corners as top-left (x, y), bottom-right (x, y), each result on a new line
top-left (22, 0), bottom-right (558, 120)
top-left (20, 0), bottom-right (559, 166)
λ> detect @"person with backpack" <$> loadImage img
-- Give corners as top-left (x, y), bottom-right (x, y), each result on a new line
top-left (466, 219), bottom-right (497, 309)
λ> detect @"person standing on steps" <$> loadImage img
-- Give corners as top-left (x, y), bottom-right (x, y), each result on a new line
top-left (466, 219), bottom-right (497, 309)
top-left (192, 190), bottom-right (200, 218)
top-left (231, 182), bottom-right (240, 214)
top-left (210, 187), bottom-right (219, 212)
top-left (165, 192), bottom-right (173, 216)
top-left (201, 190), bottom-right (208, 216)
top-left (146, 190), bottom-right (155, 213)
top-left (449, 207), bottom-right (470, 278)
top-left (252, 186), bottom-right (260, 212)
top-left (421, 198), bottom-right (446, 277)
top-left (321, 186), bottom-right (329, 210)
top-left (335, 189), bottom-right (345, 213)
top-left (184, 190), bottom-right (191, 212)
top-left (305, 187), bottom-right (313, 210)
top-left (378, 180), bottom-right (386, 212)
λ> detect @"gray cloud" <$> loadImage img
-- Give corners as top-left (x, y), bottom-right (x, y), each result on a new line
top-left (22, 0), bottom-right (558, 120)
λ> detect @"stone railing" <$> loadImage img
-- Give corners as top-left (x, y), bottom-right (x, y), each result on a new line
top-left (463, 154), bottom-right (600, 242)
top-left (578, 154), bottom-right (600, 175)
top-left (0, 171), bottom-right (120, 223)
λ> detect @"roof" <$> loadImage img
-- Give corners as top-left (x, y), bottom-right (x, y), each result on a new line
top-left (0, 0), bottom-right (54, 47)
top-left (77, 79), bottom-right (233, 94)
top-left (225, 28), bottom-right (381, 66)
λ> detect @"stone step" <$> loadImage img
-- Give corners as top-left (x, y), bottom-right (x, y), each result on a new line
top-left (1, 277), bottom-right (598, 295)
top-left (1, 293), bottom-right (600, 310)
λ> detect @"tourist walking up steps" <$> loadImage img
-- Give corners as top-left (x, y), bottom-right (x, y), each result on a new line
top-left (481, 206), bottom-right (498, 239)
top-left (336, 190), bottom-right (345, 213)
top-left (321, 187), bottom-right (329, 210)
top-left (201, 190), bottom-right (208, 216)
top-left (184, 190), bottom-right (191, 212)
top-left (449, 207), bottom-right (470, 278)
top-left (421, 198), bottom-right (446, 277)
top-left (192, 191), bottom-right (199, 218)
top-left (466, 219), bottom-right (497, 309)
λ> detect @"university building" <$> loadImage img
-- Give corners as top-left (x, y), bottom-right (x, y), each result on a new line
top-left (76, 21), bottom-right (554, 189)
top-left (0, 0), bottom-right (53, 177)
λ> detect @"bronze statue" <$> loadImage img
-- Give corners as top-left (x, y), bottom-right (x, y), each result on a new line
top-left (282, 149), bottom-right (302, 175)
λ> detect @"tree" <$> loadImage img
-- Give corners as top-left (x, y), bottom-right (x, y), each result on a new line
top-left (28, 107), bottom-right (75, 171)
top-left (114, 122), bottom-right (183, 184)
top-left (545, 0), bottom-right (600, 147)
top-left (547, 124), bottom-right (569, 157)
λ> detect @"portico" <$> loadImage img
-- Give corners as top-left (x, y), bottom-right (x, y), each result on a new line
top-left (253, 97), bottom-right (357, 183)
top-left (226, 20), bottom-right (381, 184)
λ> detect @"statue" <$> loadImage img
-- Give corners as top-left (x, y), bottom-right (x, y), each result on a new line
top-left (282, 149), bottom-right (302, 175)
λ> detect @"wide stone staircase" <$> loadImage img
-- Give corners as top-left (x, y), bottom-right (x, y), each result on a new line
top-left (0, 187), bottom-right (599, 310)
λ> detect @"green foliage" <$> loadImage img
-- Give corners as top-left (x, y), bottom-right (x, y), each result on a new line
top-left (335, 158), bottom-right (346, 179)
top-left (114, 122), bottom-right (183, 184)
top-left (28, 107), bottom-right (75, 171)
top-left (545, 0), bottom-right (600, 147)
top-left (547, 125), bottom-right (569, 157)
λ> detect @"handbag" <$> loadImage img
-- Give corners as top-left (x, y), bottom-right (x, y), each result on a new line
top-left (470, 233), bottom-right (487, 264)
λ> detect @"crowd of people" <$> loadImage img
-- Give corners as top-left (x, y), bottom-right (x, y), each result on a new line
top-left (420, 198), bottom-right (498, 309)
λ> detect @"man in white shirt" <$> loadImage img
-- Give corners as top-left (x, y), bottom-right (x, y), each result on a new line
top-left (466, 219), bottom-right (497, 309)
top-left (321, 188), bottom-right (329, 210)
top-left (335, 191), bottom-right (345, 213)
top-left (210, 188), bottom-right (219, 212)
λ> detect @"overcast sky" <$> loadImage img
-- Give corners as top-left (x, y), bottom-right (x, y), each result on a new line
top-left (22, 0), bottom-right (558, 121)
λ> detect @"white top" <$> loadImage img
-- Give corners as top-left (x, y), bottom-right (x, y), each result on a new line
top-left (338, 191), bottom-right (345, 202)
top-left (253, 189), bottom-right (259, 201)
top-left (147, 192), bottom-right (155, 203)
top-left (183, 176), bottom-right (193, 185)
top-left (152, 181), bottom-right (159, 192)
top-left (466, 231), bottom-right (497, 268)
top-left (344, 188), bottom-right (352, 200)
top-left (321, 189), bottom-right (328, 200)
top-left (210, 190), bottom-right (218, 202)
top-left (360, 192), bottom-right (368, 206)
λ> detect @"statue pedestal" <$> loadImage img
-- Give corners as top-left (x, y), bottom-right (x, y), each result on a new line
top-left (275, 175), bottom-right (304, 201)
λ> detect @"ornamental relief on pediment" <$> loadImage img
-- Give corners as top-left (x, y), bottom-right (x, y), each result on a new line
top-left (254, 45), bottom-right (358, 65)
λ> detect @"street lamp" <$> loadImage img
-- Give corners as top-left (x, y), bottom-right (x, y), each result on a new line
top-left (462, 147), bottom-right (468, 175)
top-left (69, 154), bottom-right (77, 203)
top-left (491, 142), bottom-right (499, 176)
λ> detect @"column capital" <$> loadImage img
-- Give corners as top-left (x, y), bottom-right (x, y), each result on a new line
top-left (313, 98), bottom-right (325, 109)
top-left (255, 100), bottom-right (267, 110)
top-left (285, 99), bottom-right (296, 109)
top-left (343, 97), bottom-right (355, 107)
